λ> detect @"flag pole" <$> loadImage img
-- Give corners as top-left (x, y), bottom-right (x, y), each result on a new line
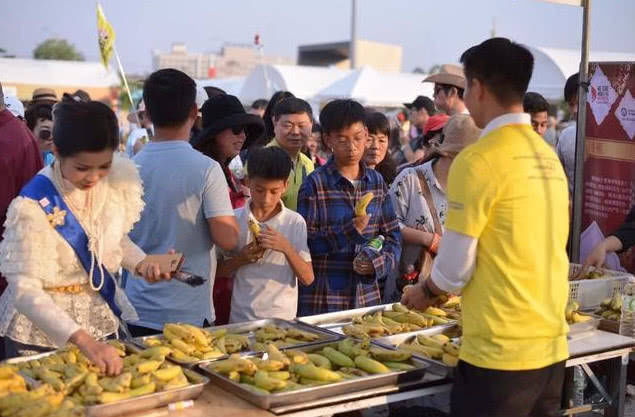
top-left (113, 46), bottom-right (140, 126)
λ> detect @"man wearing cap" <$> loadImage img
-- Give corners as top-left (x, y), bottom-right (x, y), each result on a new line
top-left (403, 38), bottom-right (569, 416)
top-left (423, 64), bottom-right (468, 116)
top-left (400, 96), bottom-right (437, 162)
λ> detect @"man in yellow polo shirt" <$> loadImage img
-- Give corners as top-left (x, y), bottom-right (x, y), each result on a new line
top-left (402, 38), bottom-right (569, 417)
top-left (265, 97), bottom-right (314, 211)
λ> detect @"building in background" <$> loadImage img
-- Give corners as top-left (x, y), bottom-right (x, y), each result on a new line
top-left (298, 40), bottom-right (403, 72)
top-left (153, 43), bottom-right (293, 79)
top-left (153, 43), bottom-right (217, 79)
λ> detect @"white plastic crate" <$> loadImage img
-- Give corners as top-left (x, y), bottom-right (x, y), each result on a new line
top-left (568, 263), bottom-right (634, 309)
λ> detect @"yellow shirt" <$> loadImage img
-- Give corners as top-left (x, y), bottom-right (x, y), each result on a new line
top-left (266, 139), bottom-right (314, 211)
top-left (446, 119), bottom-right (570, 371)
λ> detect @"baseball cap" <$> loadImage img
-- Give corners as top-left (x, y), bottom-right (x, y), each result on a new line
top-left (404, 96), bottom-right (436, 115)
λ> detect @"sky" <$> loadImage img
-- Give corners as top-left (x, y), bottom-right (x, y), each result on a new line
top-left (1, 0), bottom-right (634, 75)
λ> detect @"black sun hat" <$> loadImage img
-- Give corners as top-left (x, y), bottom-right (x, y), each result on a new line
top-left (191, 94), bottom-right (264, 149)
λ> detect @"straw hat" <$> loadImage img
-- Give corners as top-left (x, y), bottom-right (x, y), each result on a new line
top-left (31, 87), bottom-right (58, 103)
top-left (423, 64), bottom-right (466, 90)
top-left (437, 114), bottom-right (481, 155)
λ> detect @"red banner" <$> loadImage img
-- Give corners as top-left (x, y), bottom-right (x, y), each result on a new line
top-left (582, 62), bottom-right (635, 273)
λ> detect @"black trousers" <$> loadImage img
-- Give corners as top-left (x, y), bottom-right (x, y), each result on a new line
top-left (451, 360), bottom-right (565, 417)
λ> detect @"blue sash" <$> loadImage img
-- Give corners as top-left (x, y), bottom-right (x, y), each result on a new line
top-left (19, 175), bottom-right (122, 318)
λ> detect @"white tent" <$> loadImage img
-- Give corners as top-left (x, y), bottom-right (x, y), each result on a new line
top-left (528, 46), bottom-right (635, 101)
top-left (238, 64), bottom-right (348, 104)
top-left (197, 77), bottom-right (245, 97)
top-left (0, 58), bottom-right (119, 88)
top-left (314, 66), bottom-right (434, 108)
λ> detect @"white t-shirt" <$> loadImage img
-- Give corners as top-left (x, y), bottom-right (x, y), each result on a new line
top-left (125, 140), bottom-right (234, 329)
top-left (222, 200), bottom-right (311, 323)
top-left (125, 127), bottom-right (150, 158)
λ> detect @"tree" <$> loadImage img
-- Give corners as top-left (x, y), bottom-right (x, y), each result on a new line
top-left (412, 67), bottom-right (426, 74)
top-left (428, 64), bottom-right (443, 74)
top-left (33, 38), bottom-right (84, 61)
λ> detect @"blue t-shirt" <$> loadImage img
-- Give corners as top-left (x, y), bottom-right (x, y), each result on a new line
top-left (125, 140), bottom-right (234, 329)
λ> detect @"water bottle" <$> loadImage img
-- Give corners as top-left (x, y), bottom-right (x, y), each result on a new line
top-left (354, 235), bottom-right (384, 264)
top-left (619, 283), bottom-right (635, 337)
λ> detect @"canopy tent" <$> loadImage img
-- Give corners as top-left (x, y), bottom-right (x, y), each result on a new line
top-left (238, 64), bottom-right (348, 104)
top-left (314, 66), bottom-right (434, 108)
top-left (527, 46), bottom-right (635, 101)
top-left (197, 77), bottom-right (245, 97)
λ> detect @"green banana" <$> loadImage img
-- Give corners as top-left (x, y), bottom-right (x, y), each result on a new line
top-left (369, 347), bottom-right (412, 362)
top-left (322, 347), bottom-right (355, 368)
top-left (307, 354), bottom-right (332, 369)
top-left (354, 356), bottom-right (391, 374)
top-left (294, 363), bottom-right (342, 382)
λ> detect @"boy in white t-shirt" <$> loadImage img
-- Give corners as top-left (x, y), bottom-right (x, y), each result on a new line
top-left (217, 147), bottom-right (314, 323)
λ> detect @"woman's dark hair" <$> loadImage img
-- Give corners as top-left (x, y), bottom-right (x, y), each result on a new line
top-left (262, 91), bottom-right (294, 142)
top-left (247, 147), bottom-right (292, 181)
top-left (374, 156), bottom-right (397, 185)
top-left (320, 99), bottom-right (366, 135)
top-left (366, 112), bottom-right (395, 184)
top-left (365, 111), bottom-right (390, 138)
top-left (25, 102), bottom-right (53, 130)
top-left (52, 101), bottom-right (119, 158)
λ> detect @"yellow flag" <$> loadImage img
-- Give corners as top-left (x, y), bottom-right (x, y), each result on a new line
top-left (96, 4), bottom-right (115, 69)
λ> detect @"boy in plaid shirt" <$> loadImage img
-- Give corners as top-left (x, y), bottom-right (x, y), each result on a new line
top-left (297, 100), bottom-right (401, 316)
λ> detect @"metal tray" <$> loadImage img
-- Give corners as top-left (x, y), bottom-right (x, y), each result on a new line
top-left (132, 318), bottom-right (341, 367)
top-left (297, 303), bottom-right (456, 338)
top-left (568, 317), bottom-right (601, 337)
top-left (373, 325), bottom-right (459, 377)
top-left (197, 340), bottom-right (431, 410)
top-left (5, 343), bottom-right (209, 417)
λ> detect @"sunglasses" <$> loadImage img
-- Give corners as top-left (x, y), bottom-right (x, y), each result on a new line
top-left (231, 126), bottom-right (245, 135)
top-left (39, 129), bottom-right (52, 141)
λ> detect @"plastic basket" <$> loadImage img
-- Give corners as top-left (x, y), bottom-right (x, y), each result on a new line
top-left (568, 263), bottom-right (634, 309)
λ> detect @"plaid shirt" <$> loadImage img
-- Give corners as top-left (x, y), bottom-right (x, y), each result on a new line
top-left (297, 158), bottom-right (401, 316)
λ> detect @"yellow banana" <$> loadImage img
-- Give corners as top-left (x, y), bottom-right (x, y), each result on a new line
top-left (266, 344), bottom-right (291, 367)
top-left (354, 192), bottom-right (374, 216)
top-left (140, 346), bottom-right (172, 359)
top-left (443, 342), bottom-right (460, 356)
top-left (285, 350), bottom-right (311, 365)
top-left (354, 356), bottom-right (390, 374)
top-left (417, 335), bottom-right (446, 349)
top-left (432, 334), bottom-right (450, 344)
top-left (137, 360), bottom-right (162, 374)
top-left (268, 371), bottom-right (291, 380)
top-left (255, 360), bottom-right (286, 372)
top-left (248, 218), bottom-right (261, 237)
top-left (424, 307), bottom-right (447, 317)
top-left (442, 353), bottom-right (459, 367)
top-left (99, 382), bottom-right (156, 404)
top-left (254, 371), bottom-right (287, 391)
top-left (153, 366), bottom-right (183, 381)
top-left (294, 363), bottom-right (342, 382)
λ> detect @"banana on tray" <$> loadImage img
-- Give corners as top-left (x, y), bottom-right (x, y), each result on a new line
top-left (342, 303), bottom-right (457, 339)
top-left (565, 300), bottom-right (595, 324)
top-left (204, 338), bottom-right (421, 393)
top-left (395, 333), bottom-right (461, 367)
top-left (2, 340), bottom-right (196, 415)
top-left (140, 322), bottom-right (249, 363)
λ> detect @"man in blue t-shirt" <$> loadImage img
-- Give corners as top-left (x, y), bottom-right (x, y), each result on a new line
top-left (124, 69), bottom-right (239, 336)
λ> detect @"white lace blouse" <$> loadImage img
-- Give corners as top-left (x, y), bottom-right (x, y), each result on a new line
top-left (0, 155), bottom-right (146, 348)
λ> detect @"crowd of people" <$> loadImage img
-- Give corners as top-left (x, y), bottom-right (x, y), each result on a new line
top-left (0, 36), bottom-right (633, 417)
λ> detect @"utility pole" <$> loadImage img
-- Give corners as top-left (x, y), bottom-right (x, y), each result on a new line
top-left (350, 0), bottom-right (358, 69)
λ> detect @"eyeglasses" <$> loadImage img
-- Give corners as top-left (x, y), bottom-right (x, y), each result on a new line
top-left (39, 129), bottom-right (52, 141)
top-left (231, 126), bottom-right (245, 135)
